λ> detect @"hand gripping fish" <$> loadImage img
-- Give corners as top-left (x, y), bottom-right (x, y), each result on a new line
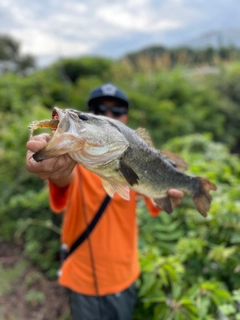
top-left (29, 107), bottom-right (217, 217)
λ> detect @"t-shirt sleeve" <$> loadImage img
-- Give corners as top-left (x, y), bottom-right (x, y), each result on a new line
top-left (143, 196), bottom-right (161, 217)
top-left (49, 180), bottom-right (70, 213)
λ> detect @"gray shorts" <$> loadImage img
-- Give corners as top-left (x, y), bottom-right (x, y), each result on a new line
top-left (69, 282), bottom-right (137, 320)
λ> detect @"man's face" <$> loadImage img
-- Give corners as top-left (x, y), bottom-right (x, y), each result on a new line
top-left (93, 99), bottom-right (128, 124)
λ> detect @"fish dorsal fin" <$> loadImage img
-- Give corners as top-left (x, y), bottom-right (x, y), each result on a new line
top-left (102, 178), bottom-right (130, 200)
top-left (160, 150), bottom-right (188, 171)
top-left (135, 128), bottom-right (154, 147)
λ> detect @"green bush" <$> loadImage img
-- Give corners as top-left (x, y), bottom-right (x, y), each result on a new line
top-left (1, 57), bottom-right (240, 317)
top-left (135, 134), bottom-right (240, 319)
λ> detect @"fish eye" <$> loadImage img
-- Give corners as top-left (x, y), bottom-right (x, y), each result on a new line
top-left (78, 114), bottom-right (89, 121)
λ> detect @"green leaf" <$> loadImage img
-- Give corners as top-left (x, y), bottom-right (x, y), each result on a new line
top-left (197, 296), bottom-right (211, 319)
top-left (233, 289), bottom-right (240, 302)
top-left (153, 303), bottom-right (169, 320)
top-left (138, 272), bottom-right (157, 297)
top-left (218, 303), bottom-right (236, 315)
top-left (212, 288), bottom-right (232, 303)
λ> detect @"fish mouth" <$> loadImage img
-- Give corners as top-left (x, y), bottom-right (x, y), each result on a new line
top-left (52, 106), bottom-right (66, 122)
top-left (52, 107), bottom-right (87, 135)
top-left (29, 107), bottom-right (87, 138)
top-left (52, 107), bottom-right (59, 120)
top-left (32, 107), bottom-right (86, 162)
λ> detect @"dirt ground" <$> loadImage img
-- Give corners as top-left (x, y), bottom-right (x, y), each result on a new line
top-left (0, 241), bottom-right (71, 320)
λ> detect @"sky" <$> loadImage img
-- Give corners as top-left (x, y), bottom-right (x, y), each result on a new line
top-left (0, 0), bottom-right (240, 67)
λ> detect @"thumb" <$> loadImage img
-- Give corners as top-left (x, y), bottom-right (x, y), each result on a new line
top-left (26, 134), bottom-right (51, 153)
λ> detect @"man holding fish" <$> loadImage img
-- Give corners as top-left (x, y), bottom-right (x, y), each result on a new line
top-left (26, 83), bottom-right (212, 320)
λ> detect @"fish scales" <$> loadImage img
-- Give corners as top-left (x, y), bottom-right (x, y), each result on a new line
top-left (107, 120), bottom-right (200, 197)
top-left (119, 137), bottom-right (200, 198)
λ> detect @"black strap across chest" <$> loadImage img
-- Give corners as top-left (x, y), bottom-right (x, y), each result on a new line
top-left (66, 166), bottom-right (111, 258)
top-left (67, 194), bottom-right (111, 257)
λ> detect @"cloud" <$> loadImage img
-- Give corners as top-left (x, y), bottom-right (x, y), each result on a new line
top-left (0, 0), bottom-right (239, 66)
top-left (97, 2), bottom-right (181, 32)
top-left (0, 0), bottom-right (183, 54)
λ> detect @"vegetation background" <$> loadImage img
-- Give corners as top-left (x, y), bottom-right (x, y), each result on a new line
top-left (0, 35), bottom-right (240, 319)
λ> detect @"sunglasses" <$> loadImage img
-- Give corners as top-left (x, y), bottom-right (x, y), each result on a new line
top-left (93, 105), bottom-right (128, 117)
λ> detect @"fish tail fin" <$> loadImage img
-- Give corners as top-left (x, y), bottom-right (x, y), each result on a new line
top-left (193, 177), bottom-right (217, 217)
top-left (153, 196), bottom-right (173, 215)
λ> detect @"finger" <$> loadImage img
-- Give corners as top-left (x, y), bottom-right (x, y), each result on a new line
top-left (50, 159), bottom-right (76, 180)
top-left (26, 152), bottom-right (57, 175)
top-left (167, 189), bottom-right (184, 198)
top-left (26, 152), bottom-right (76, 181)
top-left (172, 198), bottom-right (182, 207)
top-left (26, 134), bottom-right (52, 153)
top-left (51, 154), bottom-right (76, 177)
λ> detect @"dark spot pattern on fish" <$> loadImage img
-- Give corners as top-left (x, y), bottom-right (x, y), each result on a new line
top-left (119, 160), bottom-right (139, 186)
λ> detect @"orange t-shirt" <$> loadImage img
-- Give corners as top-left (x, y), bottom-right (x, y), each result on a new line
top-left (49, 164), bottom-right (160, 296)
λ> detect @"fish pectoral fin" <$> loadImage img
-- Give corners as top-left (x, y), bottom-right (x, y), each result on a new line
top-left (102, 178), bottom-right (130, 200)
top-left (153, 196), bottom-right (173, 215)
top-left (119, 160), bottom-right (139, 186)
top-left (101, 178), bottom-right (115, 198)
top-left (160, 150), bottom-right (188, 171)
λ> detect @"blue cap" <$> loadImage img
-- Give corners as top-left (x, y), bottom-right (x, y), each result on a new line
top-left (87, 83), bottom-right (129, 109)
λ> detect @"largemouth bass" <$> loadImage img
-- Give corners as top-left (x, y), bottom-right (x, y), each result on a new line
top-left (29, 107), bottom-right (217, 217)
